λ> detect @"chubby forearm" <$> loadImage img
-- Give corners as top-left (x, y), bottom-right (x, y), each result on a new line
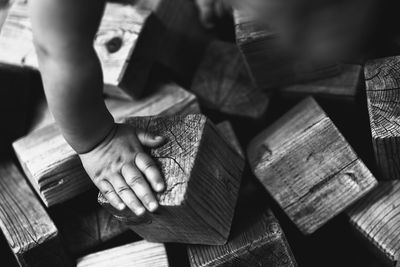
top-left (30, 0), bottom-right (112, 153)
top-left (37, 47), bottom-right (114, 153)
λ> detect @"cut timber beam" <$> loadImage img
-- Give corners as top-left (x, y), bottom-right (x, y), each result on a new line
top-left (0, 163), bottom-right (72, 267)
top-left (234, 9), bottom-right (340, 90)
top-left (0, 0), bottom-right (163, 98)
top-left (365, 56), bottom-right (400, 180)
top-left (12, 83), bottom-right (200, 206)
top-left (51, 194), bottom-right (128, 256)
top-left (99, 114), bottom-right (245, 245)
top-left (191, 41), bottom-right (270, 120)
top-left (77, 240), bottom-right (169, 267)
top-left (280, 64), bottom-right (362, 101)
top-left (216, 121), bottom-right (243, 157)
top-left (187, 203), bottom-right (297, 267)
top-left (247, 97), bottom-right (378, 234)
top-left (347, 181), bottom-right (400, 267)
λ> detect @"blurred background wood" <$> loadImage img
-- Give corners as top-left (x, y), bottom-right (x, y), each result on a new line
top-left (191, 40), bottom-right (269, 120)
top-left (0, 0), bottom-right (163, 99)
top-left (234, 9), bottom-right (340, 90)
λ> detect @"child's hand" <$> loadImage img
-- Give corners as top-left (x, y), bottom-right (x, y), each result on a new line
top-left (79, 123), bottom-right (165, 216)
top-left (195, 0), bottom-right (231, 28)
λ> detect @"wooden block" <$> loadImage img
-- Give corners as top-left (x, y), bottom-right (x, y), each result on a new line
top-left (51, 193), bottom-right (128, 256)
top-left (188, 205), bottom-right (297, 267)
top-left (365, 56), bottom-right (400, 180)
top-left (247, 97), bottom-right (378, 234)
top-left (12, 83), bottom-right (200, 206)
top-left (191, 40), bottom-right (270, 119)
top-left (141, 0), bottom-right (213, 83)
top-left (0, 0), bottom-right (163, 98)
top-left (234, 9), bottom-right (340, 90)
top-left (347, 181), bottom-right (400, 267)
top-left (77, 240), bottom-right (169, 267)
top-left (280, 64), bottom-right (362, 101)
top-left (0, 163), bottom-right (72, 267)
top-left (216, 121), bottom-right (243, 157)
top-left (99, 114), bottom-right (245, 245)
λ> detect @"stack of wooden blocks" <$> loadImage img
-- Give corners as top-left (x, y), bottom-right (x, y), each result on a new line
top-left (0, 0), bottom-right (399, 266)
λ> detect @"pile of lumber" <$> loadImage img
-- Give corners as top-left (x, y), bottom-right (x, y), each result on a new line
top-left (0, 1), bottom-right (399, 267)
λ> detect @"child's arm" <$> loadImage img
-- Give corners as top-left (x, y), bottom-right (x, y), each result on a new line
top-left (29, 0), bottom-right (164, 215)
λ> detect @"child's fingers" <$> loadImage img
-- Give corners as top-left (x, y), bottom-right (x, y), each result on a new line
top-left (97, 179), bottom-right (126, 211)
top-left (122, 159), bottom-right (159, 212)
top-left (136, 130), bottom-right (165, 148)
top-left (109, 173), bottom-right (146, 216)
top-left (195, 0), bottom-right (215, 28)
top-left (135, 152), bottom-right (165, 192)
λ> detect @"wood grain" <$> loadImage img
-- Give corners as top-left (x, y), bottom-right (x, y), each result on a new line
top-left (188, 205), bottom-right (297, 267)
top-left (0, 0), bottom-right (162, 98)
top-left (12, 83), bottom-right (200, 206)
top-left (216, 121), bottom-right (243, 157)
top-left (347, 181), bottom-right (400, 267)
top-left (247, 97), bottom-right (378, 234)
top-left (191, 40), bottom-right (269, 119)
top-left (234, 9), bottom-right (340, 90)
top-left (0, 162), bottom-right (72, 267)
top-left (99, 114), bottom-right (245, 245)
top-left (365, 56), bottom-right (400, 180)
top-left (51, 193), bottom-right (128, 256)
top-left (281, 64), bottom-right (362, 100)
top-left (77, 240), bottom-right (169, 267)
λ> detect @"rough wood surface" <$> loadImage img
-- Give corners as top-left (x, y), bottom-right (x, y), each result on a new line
top-left (365, 56), bottom-right (400, 180)
top-left (0, 163), bottom-right (72, 267)
top-left (191, 40), bottom-right (269, 119)
top-left (188, 204), bottom-right (297, 267)
top-left (281, 64), bottom-right (362, 100)
top-left (51, 193), bottom-right (128, 256)
top-left (347, 181), bottom-right (400, 267)
top-left (234, 9), bottom-right (340, 90)
top-left (216, 121), bottom-right (243, 157)
top-left (99, 114), bottom-right (244, 245)
top-left (12, 83), bottom-right (200, 206)
top-left (247, 97), bottom-right (378, 234)
top-left (0, 0), bottom-right (162, 98)
top-left (77, 240), bottom-right (169, 267)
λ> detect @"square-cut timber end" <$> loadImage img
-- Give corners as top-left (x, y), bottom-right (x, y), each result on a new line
top-left (247, 97), bottom-right (378, 234)
top-left (99, 114), bottom-right (245, 245)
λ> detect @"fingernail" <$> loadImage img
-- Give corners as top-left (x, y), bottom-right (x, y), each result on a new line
top-left (155, 136), bottom-right (163, 141)
top-left (136, 207), bottom-right (146, 216)
top-left (148, 202), bottom-right (158, 212)
top-left (155, 183), bottom-right (165, 192)
top-left (117, 203), bottom-right (126, 211)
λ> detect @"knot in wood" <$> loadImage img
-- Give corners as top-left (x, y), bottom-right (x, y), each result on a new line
top-left (106, 37), bottom-right (123, 53)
